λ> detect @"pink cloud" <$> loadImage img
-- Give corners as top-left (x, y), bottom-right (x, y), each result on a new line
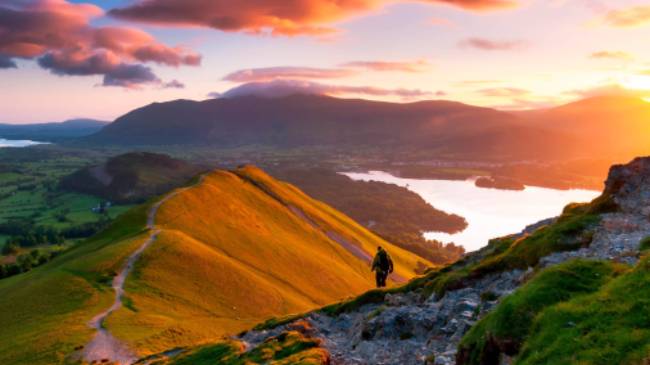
top-left (340, 60), bottom-right (430, 73)
top-left (223, 67), bottom-right (357, 82)
top-left (219, 79), bottom-right (434, 100)
top-left (110, 0), bottom-right (518, 36)
top-left (0, 0), bottom-right (200, 87)
top-left (459, 37), bottom-right (527, 51)
top-left (478, 87), bottom-right (530, 97)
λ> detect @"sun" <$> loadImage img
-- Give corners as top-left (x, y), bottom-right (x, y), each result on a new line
top-left (620, 75), bottom-right (650, 91)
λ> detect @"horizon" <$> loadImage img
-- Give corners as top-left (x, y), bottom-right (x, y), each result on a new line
top-left (2, 92), bottom-right (649, 126)
top-left (2, 0), bottom-right (650, 123)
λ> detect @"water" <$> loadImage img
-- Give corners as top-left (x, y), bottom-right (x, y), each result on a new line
top-left (0, 138), bottom-right (47, 148)
top-left (343, 171), bottom-right (601, 252)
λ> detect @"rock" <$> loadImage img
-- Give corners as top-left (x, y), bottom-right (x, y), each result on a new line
top-left (238, 157), bottom-right (650, 365)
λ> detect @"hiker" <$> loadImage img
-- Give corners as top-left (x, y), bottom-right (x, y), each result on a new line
top-left (371, 246), bottom-right (393, 288)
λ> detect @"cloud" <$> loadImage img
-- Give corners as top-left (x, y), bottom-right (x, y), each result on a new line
top-left (477, 87), bottom-right (529, 97)
top-left (219, 79), bottom-right (434, 100)
top-left (565, 83), bottom-right (650, 99)
top-left (603, 5), bottom-right (650, 27)
top-left (0, 55), bottom-right (17, 68)
top-left (0, 0), bottom-right (200, 87)
top-left (223, 67), bottom-right (357, 82)
top-left (493, 97), bottom-right (558, 110)
top-left (589, 51), bottom-right (632, 60)
top-left (454, 79), bottom-right (500, 86)
top-left (340, 59), bottom-right (430, 73)
top-left (459, 37), bottom-right (527, 51)
top-left (163, 79), bottom-right (185, 89)
top-left (102, 63), bottom-right (160, 88)
top-left (110, 0), bottom-right (518, 36)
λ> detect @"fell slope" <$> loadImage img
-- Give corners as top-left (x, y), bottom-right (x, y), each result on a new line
top-left (0, 205), bottom-right (151, 365)
top-left (213, 157), bottom-right (650, 365)
top-left (0, 165), bottom-right (426, 364)
top-left (107, 166), bottom-right (427, 356)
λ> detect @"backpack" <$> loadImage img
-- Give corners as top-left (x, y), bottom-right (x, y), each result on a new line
top-left (377, 250), bottom-right (390, 271)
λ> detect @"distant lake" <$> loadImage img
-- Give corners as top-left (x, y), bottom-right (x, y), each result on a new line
top-left (0, 138), bottom-right (48, 148)
top-left (343, 171), bottom-right (600, 251)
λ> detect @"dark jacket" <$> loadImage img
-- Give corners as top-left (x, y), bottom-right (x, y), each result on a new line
top-left (372, 248), bottom-right (394, 273)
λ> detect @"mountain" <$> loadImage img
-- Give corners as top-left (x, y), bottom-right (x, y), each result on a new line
top-left (60, 152), bottom-right (205, 203)
top-left (86, 94), bottom-right (568, 160)
top-left (86, 94), bottom-right (650, 164)
top-left (0, 118), bottom-right (109, 140)
top-left (175, 156), bottom-right (650, 365)
top-left (0, 165), bottom-right (427, 364)
top-left (517, 95), bottom-right (650, 160)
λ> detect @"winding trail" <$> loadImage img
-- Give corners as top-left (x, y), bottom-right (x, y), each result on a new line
top-left (83, 178), bottom-right (203, 365)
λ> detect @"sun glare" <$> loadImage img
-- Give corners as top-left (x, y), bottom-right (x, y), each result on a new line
top-left (621, 75), bottom-right (650, 91)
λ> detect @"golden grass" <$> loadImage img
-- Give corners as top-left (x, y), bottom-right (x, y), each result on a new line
top-left (0, 166), bottom-right (428, 363)
top-left (109, 167), bottom-right (428, 356)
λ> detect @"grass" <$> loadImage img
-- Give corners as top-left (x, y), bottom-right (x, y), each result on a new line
top-left (640, 236), bottom-right (650, 251)
top-left (163, 331), bottom-right (328, 365)
top-left (0, 202), bottom-right (151, 365)
top-left (515, 255), bottom-right (650, 365)
top-left (457, 260), bottom-right (626, 365)
top-left (105, 166), bottom-right (427, 357)
top-left (287, 192), bottom-right (610, 323)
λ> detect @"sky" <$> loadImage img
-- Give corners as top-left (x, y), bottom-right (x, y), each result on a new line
top-left (1, 0), bottom-right (650, 123)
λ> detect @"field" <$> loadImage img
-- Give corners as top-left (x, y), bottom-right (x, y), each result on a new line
top-left (0, 148), bottom-right (133, 250)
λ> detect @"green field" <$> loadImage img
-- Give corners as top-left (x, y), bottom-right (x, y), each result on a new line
top-left (0, 147), bottom-right (133, 266)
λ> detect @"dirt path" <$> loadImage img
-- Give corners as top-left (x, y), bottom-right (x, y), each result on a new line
top-left (83, 178), bottom-right (203, 365)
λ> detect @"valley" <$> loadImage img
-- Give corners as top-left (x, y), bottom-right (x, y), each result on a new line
top-left (3, 2), bottom-right (650, 363)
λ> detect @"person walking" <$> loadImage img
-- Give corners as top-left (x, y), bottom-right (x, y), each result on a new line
top-left (371, 246), bottom-right (393, 288)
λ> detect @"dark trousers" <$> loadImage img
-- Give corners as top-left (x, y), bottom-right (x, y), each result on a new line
top-left (375, 269), bottom-right (388, 288)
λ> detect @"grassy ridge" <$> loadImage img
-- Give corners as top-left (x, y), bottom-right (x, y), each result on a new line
top-left (108, 166), bottom-right (428, 356)
top-left (515, 255), bottom-right (650, 365)
top-left (0, 203), bottom-right (151, 365)
top-left (457, 260), bottom-right (626, 364)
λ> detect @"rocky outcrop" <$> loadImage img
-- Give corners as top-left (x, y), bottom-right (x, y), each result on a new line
top-left (240, 157), bottom-right (650, 365)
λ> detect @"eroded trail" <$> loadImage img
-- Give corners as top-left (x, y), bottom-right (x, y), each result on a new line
top-left (83, 178), bottom-right (202, 365)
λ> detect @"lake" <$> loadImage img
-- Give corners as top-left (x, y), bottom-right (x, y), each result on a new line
top-left (0, 138), bottom-right (48, 148)
top-left (343, 171), bottom-right (601, 251)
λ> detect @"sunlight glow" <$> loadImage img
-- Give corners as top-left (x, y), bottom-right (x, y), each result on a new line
top-left (621, 75), bottom-right (650, 90)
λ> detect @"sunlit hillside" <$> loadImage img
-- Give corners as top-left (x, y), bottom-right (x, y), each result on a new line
top-left (0, 165), bottom-right (427, 365)
top-left (107, 166), bottom-right (427, 356)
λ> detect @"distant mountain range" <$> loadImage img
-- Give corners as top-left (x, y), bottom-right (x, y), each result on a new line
top-left (84, 94), bottom-right (650, 162)
top-left (85, 94), bottom-right (567, 160)
top-left (0, 119), bottom-right (109, 140)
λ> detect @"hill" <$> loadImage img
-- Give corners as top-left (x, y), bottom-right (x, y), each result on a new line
top-left (60, 152), bottom-right (205, 203)
top-left (0, 119), bottom-right (109, 140)
top-left (0, 165), bottom-right (428, 364)
top-left (518, 95), bottom-right (650, 161)
top-left (85, 94), bottom-right (568, 160)
top-left (193, 156), bottom-right (650, 365)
